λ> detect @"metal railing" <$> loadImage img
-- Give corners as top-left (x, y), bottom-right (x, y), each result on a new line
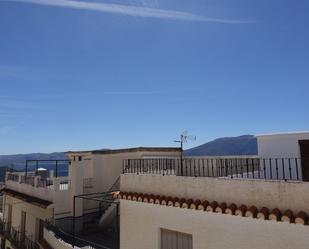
top-left (44, 222), bottom-right (111, 249)
top-left (0, 219), bottom-right (10, 237)
top-left (109, 176), bottom-right (120, 192)
top-left (6, 172), bottom-right (71, 191)
top-left (6, 172), bottom-right (19, 182)
top-left (7, 226), bottom-right (39, 249)
top-left (37, 178), bottom-right (53, 188)
top-left (24, 235), bottom-right (39, 249)
top-left (20, 176), bottom-right (35, 186)
top-left (123, 158), bottom-right (308, 181)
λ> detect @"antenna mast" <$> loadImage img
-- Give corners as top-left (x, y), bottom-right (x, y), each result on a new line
top-left (174, 131), bottom-right (196, 175)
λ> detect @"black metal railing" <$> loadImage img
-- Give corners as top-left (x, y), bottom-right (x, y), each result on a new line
top-left (6, 172), bottom-right (19, 182)
top-left (109, 176), bottom-right (120, 192)
top-left (20, 175), bottom-right (35, 186)
top-left (10, 226), bottom-right (21, 246)
top-left (37, 178), bottom-right (53, 188)
top-left (23, 235), bottom-right (39, 249)
top-left (0, 219), bottom-right (10, 237)
top-left (123, 158), bottom-right (307, 181)
top-left (44, 222), bottom-right (111, 249)
top-left (7, 226), bottom-right (39, 249)
top-left (25, 159), bottom-right (69, 178)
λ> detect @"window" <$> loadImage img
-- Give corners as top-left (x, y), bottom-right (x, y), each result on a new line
top-left (35, 218), bottom-right (44, 241)
top-left (20, 211), bottom-right (26, 240)
top-left (7, 204), bottom-right (12, 230)
top-left (161, 229), bottom-right (193, 249)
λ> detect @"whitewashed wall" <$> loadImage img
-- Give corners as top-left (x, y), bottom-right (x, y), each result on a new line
top-left (257, 132), bottom-right (309, 180)
top-left (121, 200), bottom-right (309, 249)
top-left (121, 174), bottom-right (309, 214)
top-left (4, 195), bottom-right (53, 240)
top-left (257, 132), bottom-right (309, 158)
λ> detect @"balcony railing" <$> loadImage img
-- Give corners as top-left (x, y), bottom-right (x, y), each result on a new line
top-left (37, 178), bottom-right (53, 188)
top-left (7, 172), bottom-right (19, 182)
top-left (20, 176), bottom-right (35, 186)
top-left (6, 172), bottom-right (71, 191)
top-left (0, 219), bottom-right (11, 237)
top-left (44, 221), bottom-right (111, 249)
top-left (123, 158), bottom-right (307, 181)
top-left (1, 224), bottom-right (39, 249)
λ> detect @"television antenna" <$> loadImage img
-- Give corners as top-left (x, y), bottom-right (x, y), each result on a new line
top-left (174, 131), bottom-right (196, 150)
top-left (174, 131), bottom-right (196, 175)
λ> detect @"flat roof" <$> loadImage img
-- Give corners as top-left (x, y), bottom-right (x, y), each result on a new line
top-left (256, 131), bottom-right (309, 137)
top-left (66, 147), bottom-right (181, 155)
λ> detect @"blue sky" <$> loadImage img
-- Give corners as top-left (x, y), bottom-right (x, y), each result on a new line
top-left (0, 0), bottom-right (308, 154)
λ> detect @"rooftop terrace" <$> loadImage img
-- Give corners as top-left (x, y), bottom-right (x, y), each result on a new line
top-left (123, 157), bottom-right (308, 181)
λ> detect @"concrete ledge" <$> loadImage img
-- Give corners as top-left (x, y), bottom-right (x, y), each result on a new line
top-left (120, 174), bottom-right (309, 213)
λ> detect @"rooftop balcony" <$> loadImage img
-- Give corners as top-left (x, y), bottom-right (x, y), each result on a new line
top-left (5, 171), bottom-right (71, 204)
top-left (123, 157), bottom-right (308, 181)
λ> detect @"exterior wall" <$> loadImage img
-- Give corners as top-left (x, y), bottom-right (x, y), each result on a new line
top-left (257, 132), bottom-right (309, 181)
top-left (5, 175), bottom-right (54, 202)
top-left (257, 132), bottom-right (309, 158)
top-left (11, 204), bottom-right (21, 228)
top-left (69, 151), bottom-right (180, 195)
top-left (68, 150), bottom-right (180, 217)
top-left (53, 186), bottom-right (72, 219)
top-left (25, 213), bottom-right (37, 240)
top-left (3, 195), bottom-right (53, 240)
top-left (92, 151), bottom-right (180, 193)
top-left (121, 174), bottom-right (309, 214)
top-left (120, 200), bottom-right (309, 249)
top-left (5, 175), bottom-right (72, 220)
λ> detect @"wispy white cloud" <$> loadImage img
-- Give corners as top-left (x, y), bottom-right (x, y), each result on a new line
top-left (6, 0), bottom-right (250, 24)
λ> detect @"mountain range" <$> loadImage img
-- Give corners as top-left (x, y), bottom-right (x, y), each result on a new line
top-left (0, 152), bottom-right (68, 168)
top-left (0, 135), bottom-right (257, 168)
top-left (184, 135), bottom-right (257, 156)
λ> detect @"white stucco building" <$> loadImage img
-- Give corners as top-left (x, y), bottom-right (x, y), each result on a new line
top-left (119, 131), bottom-right (309, 249)
top-left (0, 147), bottom-right (181, 249)
top-left (1, 131), bottom-right (309, 249)
top-left (257, 131), bottom-right (309, 181)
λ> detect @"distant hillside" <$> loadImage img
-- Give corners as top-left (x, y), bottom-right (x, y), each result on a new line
top-left (0, 152), bottom-right (67, 169)
top-left (0, 136), bottom-right (257, 169)
top-left (185, 135), bottom-right (257, 156)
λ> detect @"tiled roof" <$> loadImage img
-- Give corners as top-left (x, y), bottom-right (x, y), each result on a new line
top-left (115, 191), bottom-right (308, 226)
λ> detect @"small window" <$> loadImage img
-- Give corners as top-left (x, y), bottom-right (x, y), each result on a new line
top-left (78, 156), bottom-right (82, 161)
top-left (161, 229), bottom-right (192, 249)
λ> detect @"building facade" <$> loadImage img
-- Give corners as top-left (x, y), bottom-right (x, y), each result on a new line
top-left (119, 132), bottom-right (309, 249)
top-left (0, 147), bottom-right (181, 249)
top-left (1, 131), bottom-right (309, 249)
